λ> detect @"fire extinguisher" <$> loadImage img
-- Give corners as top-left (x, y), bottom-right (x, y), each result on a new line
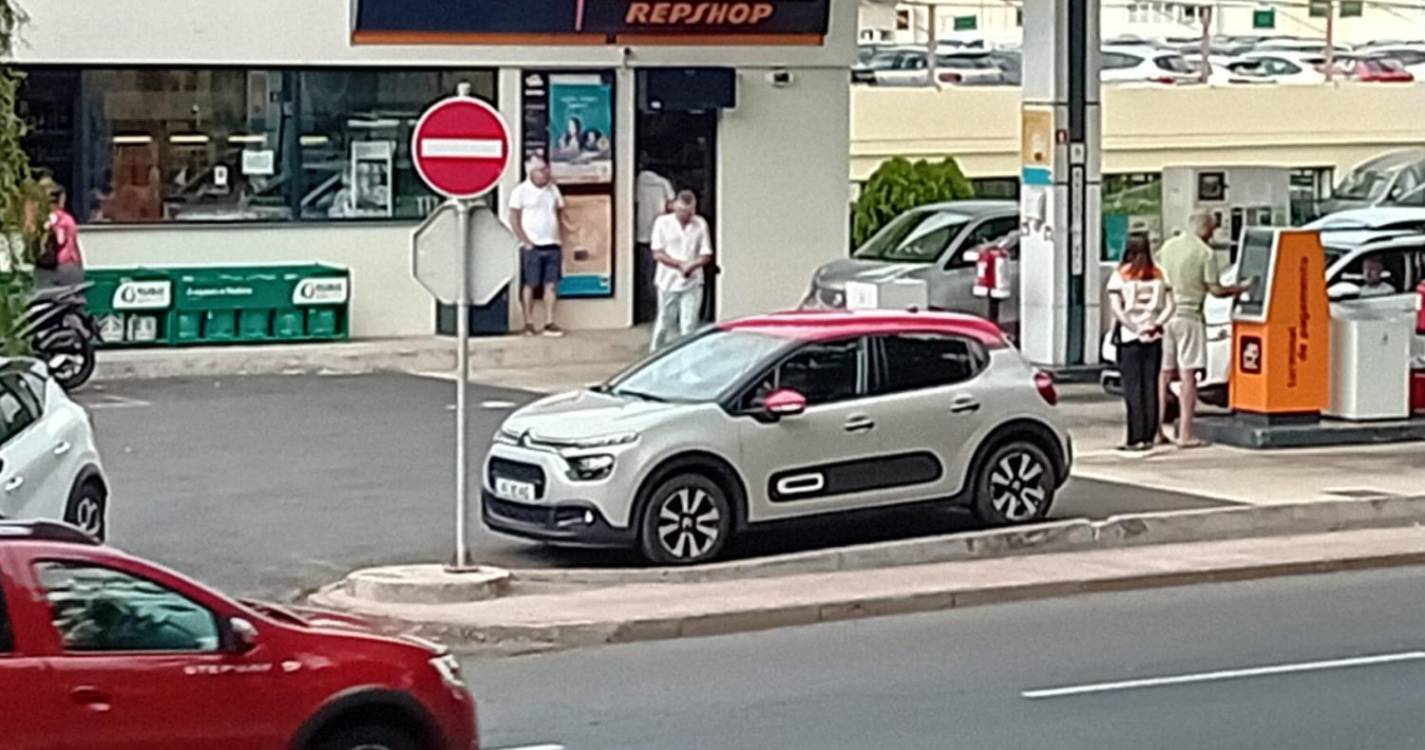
top-left (1416, 280), bottom-right (1425, 335)
top-left (973, 245), bottom-right (1012, 325)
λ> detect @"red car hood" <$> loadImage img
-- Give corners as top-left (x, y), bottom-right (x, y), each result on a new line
top-left (240, 599), bottom-right (438, 650)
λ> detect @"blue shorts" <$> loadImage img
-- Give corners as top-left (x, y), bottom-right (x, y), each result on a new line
top-left (521, 245), bottom-right (563, 288)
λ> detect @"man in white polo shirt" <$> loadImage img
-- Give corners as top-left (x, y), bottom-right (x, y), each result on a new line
top-left (649, 190), bottom-right (714, 351)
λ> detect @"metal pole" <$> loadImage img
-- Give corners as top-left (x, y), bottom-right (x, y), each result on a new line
top-left (1325, 1), bottom-right (1336, 83)
top-left (454, 199), bottom-right (472, 568)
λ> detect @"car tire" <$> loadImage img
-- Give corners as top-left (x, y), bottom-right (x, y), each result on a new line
top-left (971, 441), bottom-right (1055, 527)
top-left (638, 472), bottom-right (733, 565)
top-left (64, 479), bottom-right (107, 541)
top-left (313, 723), bottom-right (419, 750)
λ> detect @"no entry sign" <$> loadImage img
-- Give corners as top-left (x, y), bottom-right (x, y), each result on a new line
top-left (411, 95), bottom-right (512, 200)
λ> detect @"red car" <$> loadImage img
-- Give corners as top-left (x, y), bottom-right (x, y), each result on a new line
top-left (1333, 54), bottom-right (1415, 82)
top-left (0, 521), bottom-right (476, 750)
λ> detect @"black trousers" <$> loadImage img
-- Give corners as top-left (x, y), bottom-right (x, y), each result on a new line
top-left (1119, 339), bottom-right (1163, 446)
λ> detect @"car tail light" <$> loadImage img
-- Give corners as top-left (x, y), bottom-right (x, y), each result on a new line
top-left (1151, 76), bottom-right (1178, 85)
top-left (1034, 370), bottom-right (1058, 406)
top-left (938, 71), bottom-right (962, 83)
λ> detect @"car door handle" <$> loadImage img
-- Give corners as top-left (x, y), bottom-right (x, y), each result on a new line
top-left (3, 476), bottom-right (22, 493)
top-left (53, 441), bottom-right (72, 457)
top-left (69, 686), bottom-right (112, 713)
top-left (843, 415), bottom-right (876, 433)
top-left (950, 396), bottom-right (981, 414)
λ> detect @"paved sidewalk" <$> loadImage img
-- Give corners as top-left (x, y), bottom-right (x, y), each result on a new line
top-left (93, 328), bottom-right (649, 382)
top-left (314, 526), bottom-right (1425, 655)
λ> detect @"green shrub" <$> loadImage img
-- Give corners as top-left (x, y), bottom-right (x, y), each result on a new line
top-left (851, 157), bottom-right (974, 249)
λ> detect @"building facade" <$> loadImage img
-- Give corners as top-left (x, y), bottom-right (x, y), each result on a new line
top-left (17, 0), bottom-right (855, 337)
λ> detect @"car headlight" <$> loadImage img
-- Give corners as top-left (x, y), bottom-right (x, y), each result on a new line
top-left (430, 653), bottom-right (465, 690)
top-left (561, 432), bottom-right (638, 449)
top-left (566, 454), bottom-right (616, 481)
top-left (493, 428), bottom-right (519, 446)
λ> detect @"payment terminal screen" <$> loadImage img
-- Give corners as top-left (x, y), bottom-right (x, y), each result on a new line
top-left (1235, 228), bottom-right (1274, 319)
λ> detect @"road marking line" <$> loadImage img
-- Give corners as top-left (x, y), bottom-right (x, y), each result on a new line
top-left (1022, 651), bottom-right (1425, 700)
top-left (81, 395), bottom-right (152, 410)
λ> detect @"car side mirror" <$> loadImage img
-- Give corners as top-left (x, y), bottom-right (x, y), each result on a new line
top-left (1328, 282), bottom-right (1362, 302)
top-left (762, 388), bottom-right (808, 420)
top-left (226, 616), bottom-right (259, 653)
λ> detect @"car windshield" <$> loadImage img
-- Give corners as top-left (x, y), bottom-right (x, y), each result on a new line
top-left (1335, 168), bottom-right (1395, 201)
top-left (607, 330), bottom-right (789, 403)
top-left (853, 209), bottom-right (970, 263)
top-left (1155, 54), bottom-right (1192, 73)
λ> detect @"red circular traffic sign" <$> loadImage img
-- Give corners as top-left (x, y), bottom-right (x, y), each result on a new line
top-left (411, 96), bottom-right (512, 200)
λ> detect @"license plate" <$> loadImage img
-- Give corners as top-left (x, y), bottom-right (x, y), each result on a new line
top-left (494, 477), bottom-right (536, 502)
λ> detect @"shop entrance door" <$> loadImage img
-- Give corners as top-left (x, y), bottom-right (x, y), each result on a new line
top-left (633, 109), bottom-right (718, 324)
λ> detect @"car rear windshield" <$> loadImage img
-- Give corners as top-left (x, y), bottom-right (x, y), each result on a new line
top-left (854, 209), bottom-right (971, 263)
top-left (607, 330), bottom-right (789, 404)
top-left (1155, 54), bottom-right (1192, 73)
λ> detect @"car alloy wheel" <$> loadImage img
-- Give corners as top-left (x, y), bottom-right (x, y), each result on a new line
top-left (658, 487), bottom-right (721, 560)
top-left (639, 472), bottom-right (732, 565)
top-left (973, 441), bottom-right (1054, 526)
top-left (65, 483), bottom-right (107, 540)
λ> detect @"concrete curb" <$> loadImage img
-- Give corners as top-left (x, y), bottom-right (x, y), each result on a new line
top-left (310, 544), bottom-right (1425, 657)
top-left (507, 496), bottom-right (1425, 587)
top-left (92, 331), bottom-right (647, 382)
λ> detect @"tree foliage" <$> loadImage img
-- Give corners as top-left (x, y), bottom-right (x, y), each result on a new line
top-left (851, 157), bottom-right (975, 250)
top-left (0, 0), bottom-right (40, 354)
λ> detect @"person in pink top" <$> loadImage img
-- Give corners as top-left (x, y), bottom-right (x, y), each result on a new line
top-left (38, 181), bottom-right (85, 287)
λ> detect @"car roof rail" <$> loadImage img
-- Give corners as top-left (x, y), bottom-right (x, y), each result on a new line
top-left (0, 520), bottom-right (100, 545)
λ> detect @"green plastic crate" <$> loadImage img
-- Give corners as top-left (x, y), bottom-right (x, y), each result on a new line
top-left (83, 267), bottom-right (174, 348)
top-left (306, 308), bottom-right (339, 338)
top-left (274, 309), bottom-right (305, 339)
top-left (174, 311), bottom-right (203, 343)
top-left (203, 310), bottom-right (236, 341)
top-left (238, 309), bottom-right (271, 340)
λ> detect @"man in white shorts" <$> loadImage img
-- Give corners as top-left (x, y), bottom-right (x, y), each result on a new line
top-left (1155, 212), bottom-right (1250, 447)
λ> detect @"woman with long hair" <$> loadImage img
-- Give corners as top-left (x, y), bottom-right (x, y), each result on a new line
top-left (1107, 233), bottom-right (1176, 452)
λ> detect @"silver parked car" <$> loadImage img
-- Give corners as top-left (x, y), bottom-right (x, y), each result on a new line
top-left (483, 310), bottom-right (1072, 565)
top-left (804, 201), bottom-right (1020, 331)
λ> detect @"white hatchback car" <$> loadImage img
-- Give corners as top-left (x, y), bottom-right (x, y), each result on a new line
top-left (483, 310), bottom-right (1072, 564)
top-left (0, 359), bottom-right (109, 539)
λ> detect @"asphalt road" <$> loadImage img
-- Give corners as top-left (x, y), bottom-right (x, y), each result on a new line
top-left (80, 373), bottom-right (1230, 599)
top-left (469, 566), bottom-right (1425, 750)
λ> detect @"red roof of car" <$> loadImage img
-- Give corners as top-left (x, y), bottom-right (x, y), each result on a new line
top-left (719, 310), bottom-right (1008, 347)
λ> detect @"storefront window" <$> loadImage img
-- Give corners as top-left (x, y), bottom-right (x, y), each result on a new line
top-left (20, 67), bottom-right (495, 225)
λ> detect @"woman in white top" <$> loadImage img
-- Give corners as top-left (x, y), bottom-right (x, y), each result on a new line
top-left (1106, 234), bottom-right (1177, 452)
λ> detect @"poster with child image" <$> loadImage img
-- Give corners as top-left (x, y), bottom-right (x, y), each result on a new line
top-left (547, 74), bottom-right (613, 185)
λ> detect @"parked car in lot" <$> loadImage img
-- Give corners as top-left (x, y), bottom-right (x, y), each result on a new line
top-left (0, 520), bottom-right (478, 750)
top-left (0, 358), bottom-right (108, 540)
top-left (1240, 51), bottom-right (1328, 84)
top-left (851, 45), bottom-right (921, 84)
top-left (1331, 53), bottom-right (1415, 82)
top-left (802, 201), bottom-right (1021, 329)
top-left (1100, 44), bottom-right (1197, 84)
top-left (483, 310), bottom-right (1071, 565)
top-left (1357, 44), bottom-right (1425, 77)
top-left (867, 50), bottom-right (1006, 86)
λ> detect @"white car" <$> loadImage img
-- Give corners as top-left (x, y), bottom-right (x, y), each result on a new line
top-left (1241, 51), bottom-right (1328, 85)
top-left (0, 359), bottom-right (109, 539)
top-left (872, 50), bottom-right (1006, 87)
top-left (1100, 44), bottom-right (1197, 84)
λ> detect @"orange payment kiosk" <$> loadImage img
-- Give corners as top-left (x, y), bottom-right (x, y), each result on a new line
top-left (1229, 228), bottom-right (1330, 420)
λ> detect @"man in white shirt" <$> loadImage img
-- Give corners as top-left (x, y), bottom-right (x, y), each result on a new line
top-left (1359, 257), bottom-right (1397, 298)
top-left (650, 190), bottom-right (714, 351)
top-left (635, 157), bottom-right (675, 322)
top-left (509, 158), bottom-right (566, 337)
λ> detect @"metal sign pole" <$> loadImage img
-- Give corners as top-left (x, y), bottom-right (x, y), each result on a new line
top-left (454, 198), bottom-right (472, 568)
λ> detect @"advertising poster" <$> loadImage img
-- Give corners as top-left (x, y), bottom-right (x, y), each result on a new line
top-left (547, 75), bottom-right (613, 184)
top-left (558, 194), bottom-right (613, 297)
top-left (351, 140), bottom-right (394, 217)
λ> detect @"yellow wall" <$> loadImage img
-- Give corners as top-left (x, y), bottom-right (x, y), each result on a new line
top-left (852, 84), bottom-right (1425, 182)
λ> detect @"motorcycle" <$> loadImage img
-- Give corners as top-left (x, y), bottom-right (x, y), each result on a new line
top-left (19, 282), bottom-right (100, 391)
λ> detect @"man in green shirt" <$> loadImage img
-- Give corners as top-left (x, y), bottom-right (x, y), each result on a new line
top-left (1155, 212), bottom-right (1250, 447)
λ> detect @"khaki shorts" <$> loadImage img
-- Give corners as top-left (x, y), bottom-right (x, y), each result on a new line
top-left (1162, 315), bottom-right (1206, 372)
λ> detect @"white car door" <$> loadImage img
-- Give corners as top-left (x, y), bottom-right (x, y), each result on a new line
top-left (0, 372), bottom-right (60, 521)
